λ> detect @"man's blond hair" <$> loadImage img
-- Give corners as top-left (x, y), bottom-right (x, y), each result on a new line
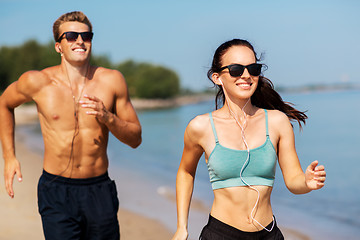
top-left (53, 11), bottom-right (92, 42)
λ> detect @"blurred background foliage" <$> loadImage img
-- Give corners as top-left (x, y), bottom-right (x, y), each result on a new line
top-left (0, 40), bottom-right (180, 99)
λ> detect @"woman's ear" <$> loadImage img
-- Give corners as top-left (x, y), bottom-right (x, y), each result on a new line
top-left (212, 73), bottom-right (223, 86)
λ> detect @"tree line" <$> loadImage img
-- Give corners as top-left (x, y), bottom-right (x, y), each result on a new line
top-left (0, 40), bottom-right (180, 99)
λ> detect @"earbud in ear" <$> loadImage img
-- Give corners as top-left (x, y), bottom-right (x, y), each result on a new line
top-left (218, 78), bottom-right (223, 85)
top-left (58, 47), bottom-right (63, 56)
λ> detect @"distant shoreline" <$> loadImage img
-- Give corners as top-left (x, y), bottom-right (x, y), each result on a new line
top-left (276, 82), bottom-right (360, 94)
top-left (131, 93), bottom-right (213, 110)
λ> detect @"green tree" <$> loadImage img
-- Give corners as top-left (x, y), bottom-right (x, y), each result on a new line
top-left (115, 60), bottom-right (180, 99)
top-left (136, 64), bottom-right (179, 99)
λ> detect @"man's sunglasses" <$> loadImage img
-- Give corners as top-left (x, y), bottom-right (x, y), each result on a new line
top-left (57, 31), bottom-right (94, 43)
top-left (219, 63), bottom-right (262, 77)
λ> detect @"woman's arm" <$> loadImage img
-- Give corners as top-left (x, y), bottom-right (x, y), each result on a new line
top-left (276, 111), bottom-right (326, 194)
top-left (172, 120), bottom-right (204, 240)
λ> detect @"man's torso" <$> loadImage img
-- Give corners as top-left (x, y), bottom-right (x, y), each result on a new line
top-left (29, 65), bottom-right (117, 178)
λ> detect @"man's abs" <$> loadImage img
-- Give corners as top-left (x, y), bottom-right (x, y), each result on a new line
top-left (41, 122), bottom-right (110, 178)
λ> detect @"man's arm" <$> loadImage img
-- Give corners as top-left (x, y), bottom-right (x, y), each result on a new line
top-left (80, 69), bottom-right (142, 148)
top-left (0, 72), bottom-right (37, 198)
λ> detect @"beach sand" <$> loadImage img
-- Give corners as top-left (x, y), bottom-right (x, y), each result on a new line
top-left (0, 104), bottom-right (311, 240)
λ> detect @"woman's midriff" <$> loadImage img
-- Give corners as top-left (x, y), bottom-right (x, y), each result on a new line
top-left (210, 185), bottom-right (274, 232)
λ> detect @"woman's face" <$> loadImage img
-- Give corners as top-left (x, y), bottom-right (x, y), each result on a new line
top-left (216, 45), bottom-right (259, 101)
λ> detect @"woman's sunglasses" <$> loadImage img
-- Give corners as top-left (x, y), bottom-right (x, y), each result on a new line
top-left (57, 31), bottom-right (94, 43)
top-left (219, 63), bottom-right (262, 77)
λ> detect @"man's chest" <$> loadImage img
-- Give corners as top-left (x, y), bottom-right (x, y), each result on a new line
top-left (33, 80), bottom-right (115, 127)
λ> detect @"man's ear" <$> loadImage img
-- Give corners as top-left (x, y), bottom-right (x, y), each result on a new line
top-left (55, 42), bottom-right (62, 54)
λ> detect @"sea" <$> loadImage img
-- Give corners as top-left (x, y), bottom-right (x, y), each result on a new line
top-left (18, 90), bottom-right (360, 240)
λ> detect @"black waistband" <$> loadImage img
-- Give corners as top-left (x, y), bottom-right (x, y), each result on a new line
top-left (41, 170), bottom-right (110, 185)
top-left (206, 214), bottom-right (277, 238)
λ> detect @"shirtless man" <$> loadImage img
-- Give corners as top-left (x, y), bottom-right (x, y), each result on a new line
top-left (0, 11), bottom-right (141, 239)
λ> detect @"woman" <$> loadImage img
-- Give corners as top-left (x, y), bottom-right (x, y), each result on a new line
top-left (172, 39), bottom-right (326, 240)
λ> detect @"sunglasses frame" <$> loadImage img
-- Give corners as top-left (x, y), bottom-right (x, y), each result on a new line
top-left (219, 63), bottom-right (263, 77)
top-left (57, 31), bottom-right (94, 43)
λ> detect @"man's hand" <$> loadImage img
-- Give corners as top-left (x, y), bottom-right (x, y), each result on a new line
top-left (171, 228), bottom-right (188, 240)
top-left (80, 94), bottom-right (113, 124)
top-left (4, 158), bottom-right (22, 198)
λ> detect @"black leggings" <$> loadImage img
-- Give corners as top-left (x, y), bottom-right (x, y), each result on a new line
top-left (200, 215), bottom-right (284, 240)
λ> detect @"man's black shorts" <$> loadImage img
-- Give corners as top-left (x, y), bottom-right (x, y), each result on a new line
top-left (38, 170), bottom-right (120, 240)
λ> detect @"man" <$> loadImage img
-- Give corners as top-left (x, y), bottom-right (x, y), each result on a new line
top-left (0, 11), bottom-right (142, 239)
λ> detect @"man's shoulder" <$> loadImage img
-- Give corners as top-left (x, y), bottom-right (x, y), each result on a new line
top-left (18, 70), bottom-right (44, 87)
top-left (94, 66), bottom-right (123, 78)
top-left (20, 69), bottom-right (44, 79)
top-left (93, 67), bottom-right (126, 89)
top-left (20, 66), bottom-right (58, 81)
top-left (17, 67), bottom-right (57, 94)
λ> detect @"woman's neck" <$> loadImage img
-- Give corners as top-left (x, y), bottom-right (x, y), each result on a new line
top-left (224, 98), bottom-right (257, 116)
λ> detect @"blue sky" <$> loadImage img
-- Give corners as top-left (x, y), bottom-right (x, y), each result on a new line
top-left (0, 0), bottom-right (359, 90)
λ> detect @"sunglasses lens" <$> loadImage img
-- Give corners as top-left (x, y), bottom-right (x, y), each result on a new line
top-left (63, 32), bottom-right (93, 42)
top-left (247, 64), bottom-right (262, 76)
top-left (81, 32), bottom-right (93, 42)
top-left (228, 65), bottom-right (245, 77)
top-left (65, 32), bottom-right (79, 42)
top-left (221, 63), bottom-right (262, 77)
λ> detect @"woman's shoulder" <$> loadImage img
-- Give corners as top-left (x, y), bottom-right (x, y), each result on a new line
top-left (266, 109), bottom-right (292, 129)
top-left (266, 109), bottom-right (289, 120)
top-left (187, 112), bottom-right (211, 130)
top-left (186, 112), bottom-right (211, 137)
top-left (184, 112), bottom-right (215, 149)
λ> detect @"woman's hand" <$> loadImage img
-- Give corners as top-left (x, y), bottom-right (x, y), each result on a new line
top-left (305, 160), bottom-right (326, 190)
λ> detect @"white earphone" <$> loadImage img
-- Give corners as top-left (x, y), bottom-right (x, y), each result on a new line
top-left (58, 46), bottom-right (63, 56)
top-left (222, 84), bottom-right (275, 232)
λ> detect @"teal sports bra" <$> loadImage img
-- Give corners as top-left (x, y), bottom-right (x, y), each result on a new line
top-left (207, 109), bottom-right (277, 190)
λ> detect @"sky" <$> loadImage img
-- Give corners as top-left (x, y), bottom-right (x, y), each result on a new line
top-left (0, 0), bottom-right (359, 91)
